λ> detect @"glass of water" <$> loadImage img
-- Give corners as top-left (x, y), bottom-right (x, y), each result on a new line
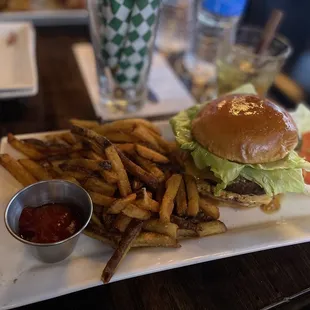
top-left (88, 0), bottom-right (160, 114)
top-left (216, 26), bottom-right (292, 96)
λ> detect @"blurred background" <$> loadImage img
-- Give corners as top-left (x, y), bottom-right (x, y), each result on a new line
top-left (0, 0), bottom-right (309, 110)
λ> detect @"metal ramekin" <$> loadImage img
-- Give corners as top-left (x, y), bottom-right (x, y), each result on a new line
top-left (4, 180), bottom-right (93, 263)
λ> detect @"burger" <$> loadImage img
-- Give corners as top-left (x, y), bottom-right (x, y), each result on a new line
top-left (170, 93), bottom-right (310, 207)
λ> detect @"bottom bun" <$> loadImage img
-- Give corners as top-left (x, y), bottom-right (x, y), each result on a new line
top-left (197, 181), bottom-right (273, 208)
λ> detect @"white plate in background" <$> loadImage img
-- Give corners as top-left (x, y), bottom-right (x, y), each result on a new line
top-left (0, 22), bottom-right (38, 99)
top-left (1, 121), bottom-right (310, 309)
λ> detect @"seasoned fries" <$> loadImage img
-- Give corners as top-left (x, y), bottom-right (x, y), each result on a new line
top-left (160, 174), bottom-right (182, 222)
top-left (105, 145), bottom-right (132, 197)
top-left (135, 144), bottom-right (169, 163)
top-left (0, 154), bottom-right (37, 186)
top-left (1, 117), bottom-right (227, 284)
top-left (102, 219), bottom-right (143, 283)
top-left (184, 174), bottom-right (199, 217)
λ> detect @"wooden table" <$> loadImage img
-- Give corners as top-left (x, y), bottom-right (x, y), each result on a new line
top-left (2, 26), bottom-right (310, 310)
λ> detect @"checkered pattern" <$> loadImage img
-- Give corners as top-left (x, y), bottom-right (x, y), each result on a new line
top-left (98, 0), bottom-right (160, 88)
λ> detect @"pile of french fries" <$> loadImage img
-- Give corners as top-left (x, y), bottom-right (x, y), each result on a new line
top-left (0, 118), bottom-right (227, 283)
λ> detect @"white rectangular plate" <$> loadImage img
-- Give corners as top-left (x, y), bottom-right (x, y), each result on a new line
top-left (0, 22), bottom-right (38, 99)
top-left (1, 121), bottom-right (310, 309)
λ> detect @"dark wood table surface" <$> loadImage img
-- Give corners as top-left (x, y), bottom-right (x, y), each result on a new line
top-left (2, 26), bottom-right (310, 310)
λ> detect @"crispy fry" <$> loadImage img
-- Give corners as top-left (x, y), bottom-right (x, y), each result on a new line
top-left (155, 182), bottom-right (165, 204)
top-left (81, 150), bottom-right (105, 160)
top-left (0, 154), bottom-right (37, 186)
top-left (61, 170), bottom-right (90, 181)
top-left (147, 130), bottom-right (171, 153)
top-left (135, 144), bottom-right (169, 163)
top-left (57, 176), bottom-right (80, 186)
top-left (117, 150), bottom-right (159, 189)
top-left (96, 119), bottom-right (161, 135)
top-left (134, 196), bottom-right (159, 212)
top-left (69, 152), bottom-right (82, 159)
top-left (100, 170), bottom-right (119, 184)
top-left (122, 204), bottom-right (151, 220)
top-left (62, 159), bottom-right (112, 171)
top-left (131, 178), bottom-right (143, 191)
top-left (83, 229), bottom-right (115, 246)
top-left (59, 164), bottom-right (95, 177)
top-left (88, 191), bottom-right (115, 207)
top-left (84, 177), bottom-right (116, 196)
top-left (91, 213), bottom-right (105, 229)
top-left (199, 197), bottom-right (220, 220)
top-left (60, 132), bottom-right (77, 145)
top-left (177, 229), bottom-right (198, 239)
top-left (114, 214), bottom-right (132, 232)
top-left (176, 177), bottom-right (187, 216)
top-left (102, 219), bottom-right (143, 283)
top-left (105, 145), bottom-right (132, 197)
top-left (107, 193), bottom-right (137, 214)
top-left (135, 155), bottom-right (165, 182)
top-left (196, 221), bottom-right (227, 237)
top-left (19, 159), bottom-right (52, 181)
top-left (131, 125), bottom-right (161, 151)
top-left (159, 174), bottom-right (182, 222)
top-left (143, 219), bottom-right (178, 239)
top-left (170, 215), bottom-right (198, 231)
top-left (7, 133), bottom-right (45, 160)
top-left (104, 132), bottom-right (137, 143)
top-left (70, 119), bottom-right (100, 129)
top-left (132, 232), bottom-right (180, 248)
top-left (115, 143), bottom-right (135, 155)
top-left (184, 174), bottom-right (199, 217)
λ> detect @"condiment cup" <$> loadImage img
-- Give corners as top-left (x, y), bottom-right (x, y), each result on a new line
top-left (4, 180), bottom-right (93, 263)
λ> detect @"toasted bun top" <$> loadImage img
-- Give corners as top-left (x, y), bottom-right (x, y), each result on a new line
top-left (191, 94), bottom-right (298, 164)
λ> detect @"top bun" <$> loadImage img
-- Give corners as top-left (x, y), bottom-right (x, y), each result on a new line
top-left (191, 94), bottom-right (298, 164)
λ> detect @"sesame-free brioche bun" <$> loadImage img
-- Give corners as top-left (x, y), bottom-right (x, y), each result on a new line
top-left (191, 94), bottom-right (298, 164)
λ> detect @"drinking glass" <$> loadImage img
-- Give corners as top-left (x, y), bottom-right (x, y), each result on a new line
top-left (216, 26), bottom-right (292, 96)
top-left (88, 0), bottom-right (160, 113)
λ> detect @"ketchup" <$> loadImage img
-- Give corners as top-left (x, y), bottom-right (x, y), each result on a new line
top-left (19, 203), bottom-right (83, 243)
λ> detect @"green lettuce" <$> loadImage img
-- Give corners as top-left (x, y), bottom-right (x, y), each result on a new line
top-left (170, 84), bottom-right (309, 196)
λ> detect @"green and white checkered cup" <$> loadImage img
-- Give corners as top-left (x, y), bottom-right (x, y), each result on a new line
top-left (88, 0), bottom-right (161, 113)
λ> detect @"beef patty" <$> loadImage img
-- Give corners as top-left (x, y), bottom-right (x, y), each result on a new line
top-left (206, 177), bottom-right (265, 196)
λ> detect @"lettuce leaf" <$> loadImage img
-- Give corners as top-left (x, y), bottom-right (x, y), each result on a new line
top-left (240, 168), bottom-right (305, 196)
top-left (170, 84), bottom-right (309, 196)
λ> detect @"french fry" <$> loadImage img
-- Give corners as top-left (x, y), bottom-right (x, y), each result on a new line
top-left (176, 177), bottom-right (187, 216)
top-left (88, 191), bottom-right (115, 207)
top-left (102, 219), bottom-right (143, 283)
top-left (155, 182), bottom-right (165, 204)
top-left (104, 132), bottom-right (137, 143)
top-left (70, 118), bottom-right (100, 129)
top-left (132, 232), bottom-right (180, 248)
top-left (58, 176), bottom-right (80, 186)
top-left (84, 177), bottom-right (116, 196)
top-left (62, 159), bottom-right (112, 172)
top-left (135, 155), bottom-right (165, 182)
top-left (131, 125), bottom-right (161, 151)
top-left (147, 130), bottom-right (171, 153)
top-left (96, 119), bottom-right (161, 135)
top-left (196, 221), bottom-right (227, 237)
top-left (117, 150), bottom-right (159, 189)
top-left (7, 133), bottom-right (45, 160)
top-left (170, 215), bottom-right (198, 231)
top-left (134, 197), bottom-right (159, 212)
top-left (115, 143), bottom-right (135, 155)
top-left (135, 144), bottom-right (169, 163)
top-left (61, 171), bottom-right (90, 181)
top-left (19, 159), bottom-right (52, 181)
top-left (177, 229), bottom-right (198, 239)
top-left (199, 197), bottom-right (220, 220)
top-left (105, 145), bottom-right (132, 197)
top-left (100, 170), bottom-right (119, 184)
top-left (91, 213), bottom-right (105, 229)
top-left (0, 154), bottom-right (37, 186)
top-left (122, 204), bottom-right (151, 220)
top-left (114, 214), bottom-right (132, 232)
top-left (59, 164), bottom-right (95, 177)
top-left (102, 209), bottom-right (116, 231)
top-left (131, 178), bottom-right (143, 191)
top-left (159, 174), bottom-right (182, 222)
top-left (143, 219), bottom-right (178, 239)
top-left (83, 229), bottom-right (115, 246)
top-left (81, 150), bottom-right (105, 160)
top-left (107, 193), bottom-right (137, 214)
top-left (59, 132), bottom-right (77, 145)
top-left (184, 174), bottom-right (199, 217)
top-left (69, 152), bottom-right (82, 159)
